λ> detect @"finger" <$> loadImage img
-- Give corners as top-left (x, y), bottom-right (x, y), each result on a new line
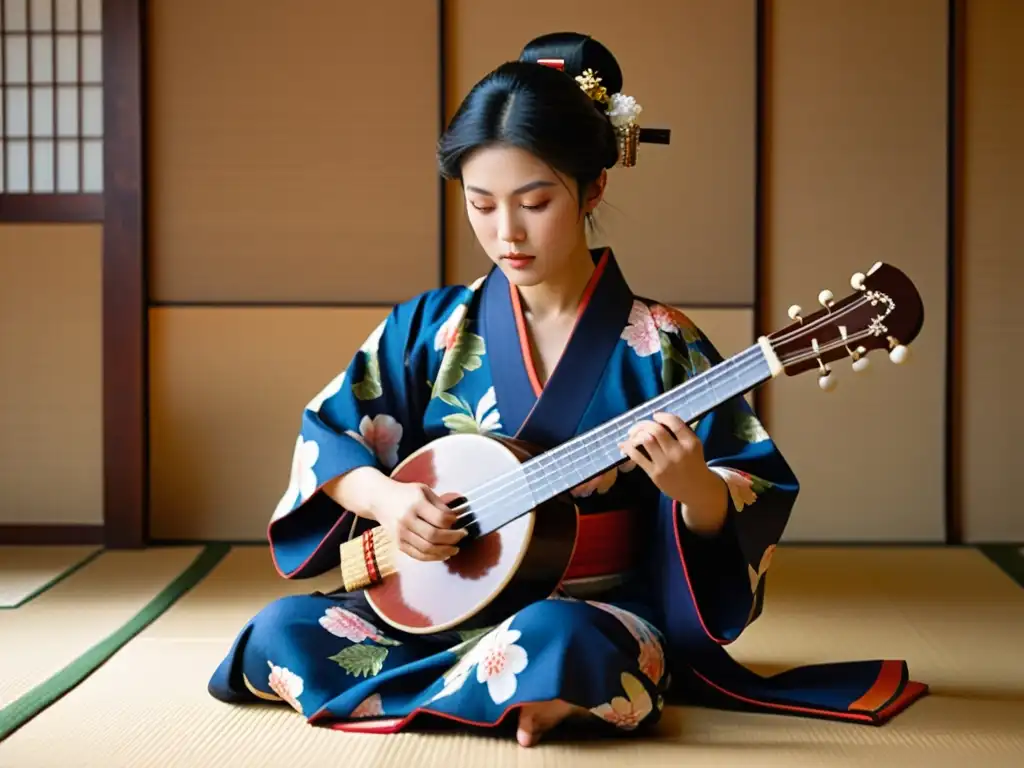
top-left (652, 411), bottom-right (693, 441)
top-left (570, 477), bottom-right (599, 497)
top-left (407, 512), bottom-right (466, 547)
top-left (620, 439), bottom-right (654, 474)
top-left (418, 488), bottom-right (471, 538)
top-left (420, 485), bottom-right (453, 513)
top-left (415, 497), bottom-right (465, 534)
top-left (398, 539), bottom-right (433, 561)
top-left (628, 424), bottom-right (666, 463)
top-left (638, 421), bottom-right (678, 456)
top-left (394, 527), bottom-right (434, 561)
top-left (415, 502), bottom-right (468, 542)
top-left (400, 525), bottom-right (459, 561)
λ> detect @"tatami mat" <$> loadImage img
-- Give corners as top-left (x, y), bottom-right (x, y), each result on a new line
top-left (0, 548), bottom-right (203, 717)
top-left (1, 546), bottom-right (1022, 767)
top-left (0, 546), bottom-right (101, 608)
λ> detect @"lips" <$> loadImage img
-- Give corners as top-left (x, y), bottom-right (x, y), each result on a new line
top-left (501, 254), bottom-right (535, 269)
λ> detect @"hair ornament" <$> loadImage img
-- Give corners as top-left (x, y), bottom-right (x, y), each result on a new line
top-left (576, 68), bottom-right (642, 167)
top-left (574, 68), bottom-right (609, 105)
top-left (536, 58), bottom-right (669, 167)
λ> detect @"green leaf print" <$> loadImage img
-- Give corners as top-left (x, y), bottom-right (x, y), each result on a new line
top-left (735, 411), bottom-right (770, 444)
top-left (432, 332), bottom-right (486, 398)
top-left (678, 324), bottom-right (702, 345)
top-left (446, 627), bottom-right (491, 662)
top-left (442, 413), bottom-right (481, 434)
top-left (457, 627), bottom-right (491, 643)
top-left (329, 644), bottom-right (389, 678)
top-left (352, 352), bottom-right (383, 401)
top-left (438, 391), bottom-right (462, 409)
top-left (749, 475), bottom-right (774, 495)
top-left (688, 345), bottom-right (711, 374)
top-left (659, 331), bottom-right (692, 389)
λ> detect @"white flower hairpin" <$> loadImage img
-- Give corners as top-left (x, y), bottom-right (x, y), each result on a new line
top-left (575, 68), bottom-right (643, 167)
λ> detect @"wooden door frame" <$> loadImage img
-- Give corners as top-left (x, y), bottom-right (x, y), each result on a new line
top-left (100, 0), bottom-right (147, 547)
top-left (0, 0), bottom-right (145, 547)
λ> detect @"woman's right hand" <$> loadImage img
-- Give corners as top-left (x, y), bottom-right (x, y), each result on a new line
top-left (370, 479), bottom-right (467, 561)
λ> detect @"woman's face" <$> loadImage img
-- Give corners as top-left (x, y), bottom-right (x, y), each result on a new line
top-left (460, 145), bottom-right (605, 287)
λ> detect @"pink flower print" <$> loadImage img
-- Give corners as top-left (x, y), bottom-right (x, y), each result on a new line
top-left (429, 615), bottom-right (528, 705)
top-left (473, 616), bottom-right (529, 704)
top-left (434, 304), bottom-right (468, 352)
top-left (359, 414), bottom-right (403, 469)
top-left (587, 601), bottom-right (666, 686)
top-left (590, 672), bottom-right (653, 730)
top-left (710, 467), bottom-right (759, 511)
top-left (350, 693), bottom-right (384, 718)
top-left (649, 305), bottom-right (678, 332)
top-left (319, 607), bottom-right (385, 643)
top-left (620, 301), bottom-right (661, 357)
top-left (651, 304), bottom-right (701, 342)
top-left (638, 641), bottom-right (665, 685)
top-left (267, 661), bottom-right (304, 714)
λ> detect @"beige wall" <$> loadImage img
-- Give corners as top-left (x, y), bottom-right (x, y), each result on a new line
top-left (959, 0), bottom-right (1024, 542)
top-left (0, 225), bottom-right (104, 525)
top-left (5, 0), bottom-right (1018, 545)
top-left (763, 0), bottom-right (949, 541)
top-left (148, 307), bottom-right (391, 540)
top-left (146, 0), bottom-right (440, 305)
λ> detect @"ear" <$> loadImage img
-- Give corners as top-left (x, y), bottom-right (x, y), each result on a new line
top-left (583, 170), bottom-right (608, 213)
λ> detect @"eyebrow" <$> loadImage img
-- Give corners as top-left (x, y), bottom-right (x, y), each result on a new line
top-left (464, 180), bottom-right (556, 196)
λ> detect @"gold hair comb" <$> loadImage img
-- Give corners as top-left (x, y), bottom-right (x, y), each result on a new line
top-left (574, 69), bottom-right (609, 105)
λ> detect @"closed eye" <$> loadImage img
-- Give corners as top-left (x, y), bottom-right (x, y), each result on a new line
top-left (469, 202), bottom-right (549, 213)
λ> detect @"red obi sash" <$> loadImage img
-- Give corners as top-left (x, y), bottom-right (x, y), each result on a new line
top-left (562, 508), bottom-right (636, 581)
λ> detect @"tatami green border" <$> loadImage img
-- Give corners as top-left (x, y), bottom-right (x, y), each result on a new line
top-left (0, 548), bottom-right (105, 610)
top-left (0, 543), bottom-right (231, 743)
top-left (977, 544), bottom-right (1024, 590)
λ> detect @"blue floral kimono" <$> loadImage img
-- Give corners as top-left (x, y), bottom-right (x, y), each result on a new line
top-left (208, 248), bottom-right (927, 735)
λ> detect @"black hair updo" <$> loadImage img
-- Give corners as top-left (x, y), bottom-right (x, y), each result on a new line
top-left (437, 32), bottom-right (624, 203)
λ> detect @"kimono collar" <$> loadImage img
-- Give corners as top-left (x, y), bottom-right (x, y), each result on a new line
top-left (480, 247), bottom-right (635, 448)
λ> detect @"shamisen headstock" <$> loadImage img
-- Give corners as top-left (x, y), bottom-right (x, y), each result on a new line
top-left (758, 262), bottom-right (925, 392)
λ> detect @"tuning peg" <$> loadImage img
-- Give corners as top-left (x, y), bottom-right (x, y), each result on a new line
top-left (787, 304), bottom-right (803, 322)
top-left (851, 272), bottom-right (866, 290)
top-left (818, 369), bottom-right (837, 392)
top-left (852, 357), bottom-right (870, 373)
top-left (889, 344), bottom-right (910, 364)
top-left (818, 290), bottom-right (834, 309)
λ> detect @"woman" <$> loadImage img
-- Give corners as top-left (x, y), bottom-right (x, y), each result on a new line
top-left (208, 32), bottom-right (925, 747)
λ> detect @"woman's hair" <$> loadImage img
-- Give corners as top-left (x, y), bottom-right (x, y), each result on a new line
top-left (437, 32), bottom-right (624, 206)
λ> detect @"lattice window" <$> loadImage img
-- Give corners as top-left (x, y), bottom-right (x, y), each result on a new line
top-left (1, 0), bottom-right (103, 195)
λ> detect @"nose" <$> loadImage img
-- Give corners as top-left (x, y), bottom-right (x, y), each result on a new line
top-left (497, 206), bottom-right (525, 246)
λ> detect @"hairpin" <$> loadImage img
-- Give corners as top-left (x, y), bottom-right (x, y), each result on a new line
top-left (536, 60), bottom-right (668, 167)
top-left (575, 69), bottom-right (641, 167)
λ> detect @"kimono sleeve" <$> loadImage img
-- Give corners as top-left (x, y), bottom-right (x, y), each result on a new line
top-left (266, 298), bottom-right (434, 580)
top-left (658, 309), bottom-right (800, 638)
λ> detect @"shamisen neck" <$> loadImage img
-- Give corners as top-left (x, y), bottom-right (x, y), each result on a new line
top-left (462, 338), bottom-right (783, 537)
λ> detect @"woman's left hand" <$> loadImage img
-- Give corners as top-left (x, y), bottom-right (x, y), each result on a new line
top-left (618, 412), bottom-right (727, 532)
